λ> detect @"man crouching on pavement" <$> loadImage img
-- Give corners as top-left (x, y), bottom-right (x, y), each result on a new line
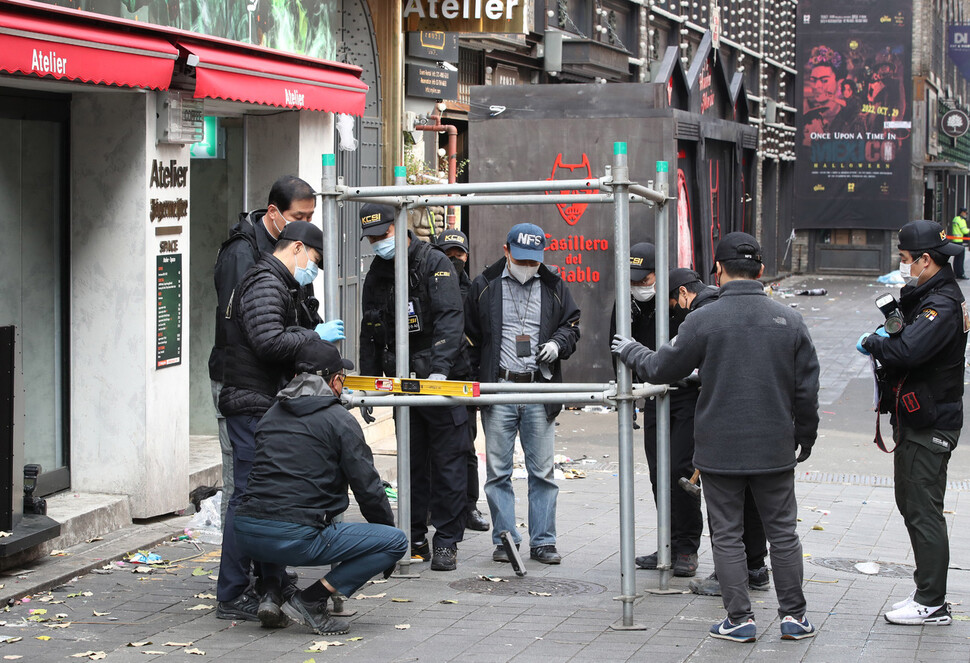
top-left (234, 339), bottom-right (407, 635)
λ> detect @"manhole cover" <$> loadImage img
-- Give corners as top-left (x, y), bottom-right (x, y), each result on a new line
top-left (449, 576), bottom-right (607, 597)
top-left (810, 557), bottom-right (915, 579)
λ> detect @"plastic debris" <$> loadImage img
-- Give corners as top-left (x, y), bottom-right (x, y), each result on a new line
top-left (394, 624), bottom-right (410, 630)
top-left (128, 552), bottom-right (163, 565)
top-left (877, 270), bottom-right (905, 285)
top-left (796, 289), bottom-right (827, 296)
top-left (854, 562), bottom-right (880, 575)
top-left (353, 593), bottom-right (385, 600)
top-left (186, 493), bottom-right (222, 545)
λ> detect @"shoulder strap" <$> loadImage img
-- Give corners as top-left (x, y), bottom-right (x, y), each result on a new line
top-left (218, 230), bottom-right (260, 264)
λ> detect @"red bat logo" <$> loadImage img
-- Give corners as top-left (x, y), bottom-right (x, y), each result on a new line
top-left (547, 153), bottom-right (595, 225)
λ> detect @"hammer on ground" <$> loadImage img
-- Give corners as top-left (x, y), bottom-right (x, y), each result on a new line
top-left (678, 469), bottom-right (701, 497)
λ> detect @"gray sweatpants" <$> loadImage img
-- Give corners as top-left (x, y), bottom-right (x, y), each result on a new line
top-left (211, 380), bottom-right (233, 527)
top-left (703, 470), bottom-right (806, 623)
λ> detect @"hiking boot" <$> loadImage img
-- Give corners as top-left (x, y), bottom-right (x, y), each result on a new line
top-left (884, 601), bottom-right (952, 626)
top-left (430, 547), bottom-right (457, 571)
top-left (673, 553), bottom-right (698, 577)
top-left (690, 572), bottom-right (721, 596)
top-left (216, 591), bottom-right (260, 622)
top-left (709, 616), bottom-right (756, 643)
top-left (466, 508), bottom-right (490, 531)
top-left (411, 539), bottom-right (430, 562)
top-left (281, 591), bottom-right (350, 635)
top-left (493, 543), bottom-right (518, 563)
top-left (780, 615), bottom-right (817, 640)
top-left (530, 545), bottom-right (562, 564)
top-left (257, 587), bottom-right (288, 628)
top-left (748, 566), bottom-right (770, 591)
top-left (635, 551), bottom-right (658, 570)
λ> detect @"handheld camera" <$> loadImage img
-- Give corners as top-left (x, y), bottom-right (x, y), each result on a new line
top-left (875, 293), bottom-right (905, 335)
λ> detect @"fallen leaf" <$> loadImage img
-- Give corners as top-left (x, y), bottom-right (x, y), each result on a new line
top-left (528, 591), bottom-right (551, 597)
top-left (477, 575), bottom-right (507, 583)
top-left (439, 600), bottom-right (457, 604)
top-left (47, 623), bottom-right (71, 629)
top-left (368, 579), bottom-right (387, 584)
top-left (36, 636), bottom-right (51, 641)
top-left (944, 510), bottom-right (956, 514)
top-left (353, 593), bottom-right (385, 600)
top-left (346, 636), bottom-right (363, 641)
top-left (306, 641), bottom-right (344, 652)
top-left (184, 648), bottom-right (206, 655)
top-left (71, 653), bottom-right (106, 660)
top-left (127, 641), bottom-right (152, 647)
top-left (193, 593), bottom-right (216, 600)
top-left (28, 609), bottom-right (47, 615)
top-left (395, 624), bottom-right (410, 630)
top-left (49, 550), bottom-right (68, 557)
top-left (191, 567), bottom-right (208, 576)
top-left (390, 598), bottom-right (411, 603)
top-left (86, 537), bottom-right (103, 543)
top-left (187, 604), bottom-right (213, 611)
top-left (0, 637), bottom-right (21, 644)
top-left (953, 615), bottom-right (970, 621)
top-left (164, 641), bottom-right (193, 647)
top-left (207, 575), bottom-right (218, 581)
top-left (92, 611), bottom-right (110, 617)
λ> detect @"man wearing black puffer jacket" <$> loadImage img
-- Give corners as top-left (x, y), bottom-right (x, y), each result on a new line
top-left (217, 222), bottom-right (339, 627)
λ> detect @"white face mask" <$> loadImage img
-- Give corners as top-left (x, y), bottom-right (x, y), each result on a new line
top-left (508, 260), bottom-right (539, 284)
top-left (631, 284), bottom-right (655, 302)
top-left (899, 257), bottom-right (925, 282)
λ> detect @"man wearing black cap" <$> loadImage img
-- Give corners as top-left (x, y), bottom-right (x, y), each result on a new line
top-left (436, 230), bottom-right (490, 533)
top-left (950, 208), bottom-right (968, 279)
top-left (609, 245), bottom-right (702, 578)
top-left (613, 231), bottom-right (820, 643)
top-left (235, 339), bottom-right (407, 636)
top-left (217, 221), bottom-right (346, 624)
top-left (358, 204), bottom-right (470, 572)
top-left (858, 220), bottom-right (967, 626)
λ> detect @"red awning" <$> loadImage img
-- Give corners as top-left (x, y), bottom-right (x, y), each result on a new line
top-left (0, 6), bottom-right (177, 90)
top-left (180, 41), bottom-right (368, 116)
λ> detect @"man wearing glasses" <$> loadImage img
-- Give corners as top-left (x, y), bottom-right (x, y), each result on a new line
top-left (235, 339), bottom-right (406, 636)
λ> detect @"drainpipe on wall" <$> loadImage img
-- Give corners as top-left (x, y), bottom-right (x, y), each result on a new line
top-left (414, 112), bottom-right (458, 228)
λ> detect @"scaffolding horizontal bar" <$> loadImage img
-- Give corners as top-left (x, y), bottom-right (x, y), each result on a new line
top-left (335, 177), bottom-right (609, 198)
top-left (480, 382), bottom-right (616, 393)
top-left (342, 383), bottom-right (667, 408)
top-left (413, 194), bottom-right (652, 207)
top-left (628, 183), bottom-right (667, 205)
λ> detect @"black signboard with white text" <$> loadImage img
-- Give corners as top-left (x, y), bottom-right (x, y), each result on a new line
top-left (407, 31), bottom-right (459, 62)
top-left (406, 63), bottom-right (458, 100)
top-left (794, 0), bottom-right (912, 229)
top-left (156, 254), bottom-right (182, 369)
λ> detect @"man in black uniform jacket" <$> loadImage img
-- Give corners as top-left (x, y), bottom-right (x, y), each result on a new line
top-left (859, 220), bottom-right (968, 626)
top-left (358, 204), bottom-right (469, 571)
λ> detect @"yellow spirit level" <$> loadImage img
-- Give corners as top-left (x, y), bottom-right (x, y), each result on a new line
top-left (343, 375), bottom-right (480, 397)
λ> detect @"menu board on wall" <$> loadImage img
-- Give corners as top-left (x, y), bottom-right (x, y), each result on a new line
top-left (156, 254), bottom-right (182, 369)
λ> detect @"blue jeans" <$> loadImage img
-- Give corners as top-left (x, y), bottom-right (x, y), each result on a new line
top-left (481, 402), bottom-right (558, 547)
top-left (235, 517), bottom-right (407, 597)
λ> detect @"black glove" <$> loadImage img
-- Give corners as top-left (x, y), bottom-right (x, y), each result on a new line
top-left (383, 563), bottom-right (397, 579)
top-left (360, 405), bottom-right (375, 424)
top-left (796, 444), bottom-right (812, 463)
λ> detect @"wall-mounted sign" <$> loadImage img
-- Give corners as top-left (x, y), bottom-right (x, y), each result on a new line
top-left (156, 254), bottom-right (182, 369)
top-left (404, 0), bottom-right (529, 33)
top-left (406, 63), bottom-right (458, 100)
top-left (942, 109), bottom-right (970, 138)
top-left (407, 31), bottom-right (459, 62)
top-left (190, 116), bottom-right (226, 159)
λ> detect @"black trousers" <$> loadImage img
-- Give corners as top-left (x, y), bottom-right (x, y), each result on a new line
top-left (953, 245), bottom-right (966, 278)
top-left (894, 436), bottom-right (951, 606)
top-left (466, 407), bottom-right (480, 509)
top-left (642, 393), bottom-right (703, 556)
top-left (408, 405), bottom-right (469, 549)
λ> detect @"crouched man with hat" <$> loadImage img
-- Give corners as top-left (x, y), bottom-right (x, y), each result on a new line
top-left (858, 220), bottom-right (968, 626)
top-left (234, 339), bottom-right (407, 636)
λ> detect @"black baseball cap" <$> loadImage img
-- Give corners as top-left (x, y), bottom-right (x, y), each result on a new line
top-left (668, 268), bottom-right (702, 296)
top-left (295, 339), bottom-right (354, 378)
top-left (898, 219), bottom-right (963, 256)
top-left (712, 232), bottom-right (762, 273)
top-left (437, 230), bottom-right (469, 253)
top-left (279, 222), bottom-right (324, 253)
top-left (360, 203), bottom-right (396, 237)
top-left (629, 242), bottom-right (656, 280)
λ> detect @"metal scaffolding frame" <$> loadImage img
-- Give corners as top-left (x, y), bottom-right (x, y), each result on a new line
top-left (317, 143), bottom-right (672, 628)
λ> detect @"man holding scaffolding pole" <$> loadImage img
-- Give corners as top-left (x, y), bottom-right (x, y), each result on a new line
top-left (359, 204), bottom-right (470, 572)
top-left (613, 232), bottom-right (820, 642)
top-left (465, 223), bottom-right (581, 565)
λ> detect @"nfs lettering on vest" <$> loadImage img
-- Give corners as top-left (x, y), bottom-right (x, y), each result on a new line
top-left (403, 0), bottom-right (520, 20)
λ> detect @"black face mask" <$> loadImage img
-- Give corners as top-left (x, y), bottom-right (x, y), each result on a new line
top-left (671, 305), bottom-right (689, 324)
top-left (450, 256), bottom-right (467, 275)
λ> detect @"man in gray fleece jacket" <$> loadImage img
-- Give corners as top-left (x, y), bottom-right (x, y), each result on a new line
top-left (612, 232), bottom-right (820, 643)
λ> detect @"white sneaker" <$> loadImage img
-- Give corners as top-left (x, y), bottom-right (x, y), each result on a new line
top-left (884, 601), bottom-right (952, 625)
top-left (891, 589), bottom-right (916, 611)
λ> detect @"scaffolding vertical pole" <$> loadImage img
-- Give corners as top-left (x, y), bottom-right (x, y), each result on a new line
top-left (654, 161), bottom-right (672, 592)
top-left (393, 165), bottom-right (416, 576)
top-left (321, 154), bottom-right (340, 322)
top-left (610, 142), bottom-right (643, 630)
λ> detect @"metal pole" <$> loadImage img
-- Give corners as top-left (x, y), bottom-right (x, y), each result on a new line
top-left (392, 164), bottom-right (416, 576)
top-left (610, 142), bottom-right (644, 630)
top-left (320, 154), bottom-right (340, 323)
top-left (654, 160), bottom-right (672, 593)
top-left (337, 177), bottom-right (609, 198)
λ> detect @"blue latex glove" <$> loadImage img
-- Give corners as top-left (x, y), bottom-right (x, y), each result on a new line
top-left (316, 319), bottom-right (345, 342)
top-left (611, 334), bottom-right (636, 357)
top-left (427, 373), bottom-right (447, 382)
top-left (875, 326), bottom-right (890, 338)
top-left (856, 333), bottom-right (871, 355)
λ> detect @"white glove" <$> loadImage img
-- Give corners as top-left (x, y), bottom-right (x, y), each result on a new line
top-left (611, 334), bottom-right (636, 357)
top-left (427, 373), bottom-right (447, 382)
top-left (536, 341), bottom-right (559, 363)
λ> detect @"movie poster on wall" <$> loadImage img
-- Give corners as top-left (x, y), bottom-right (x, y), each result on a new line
top-left (794, 0), bottom-right (912, 229)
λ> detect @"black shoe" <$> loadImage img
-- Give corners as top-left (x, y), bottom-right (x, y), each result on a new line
top-left (431, 546), bottom-right (457, 571)
top-left (530, 545), bottom-right (562, 565)
top-left (748, 566), bottom-right (770, 591)
top-left (282, 573), bottom-right (299, 602)
top-left (411, 539), bottom-right (430, 562)
top-left (257, 588), bottom-right (288, 628)
top-left (217, 591), bottom-right (260, 622)
top-left (466, 508), bottom-right (490, 531)
top-left (493, 543), bottom-right (518, 563)
top-left (673, 553), bottom-right (698, 578)
top-left (635, 552), bottom-right (658, 570)
top-left (689, 572), bottom-right (721, 596)
top-left (280, 591), bottom-right (349, 635)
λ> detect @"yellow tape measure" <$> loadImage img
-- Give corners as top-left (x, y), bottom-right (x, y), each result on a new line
top-left (343, 375), bottom-right (480, 397)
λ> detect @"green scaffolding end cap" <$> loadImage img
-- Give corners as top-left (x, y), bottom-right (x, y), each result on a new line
top-left (322, 153), bottom-right (336, 167)
top-left (657, 161), bottom-right (669, 173)
top-left (394, 166), bottom-right (407, 178)
top-left (614, 142), bottom-right (628, 155)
